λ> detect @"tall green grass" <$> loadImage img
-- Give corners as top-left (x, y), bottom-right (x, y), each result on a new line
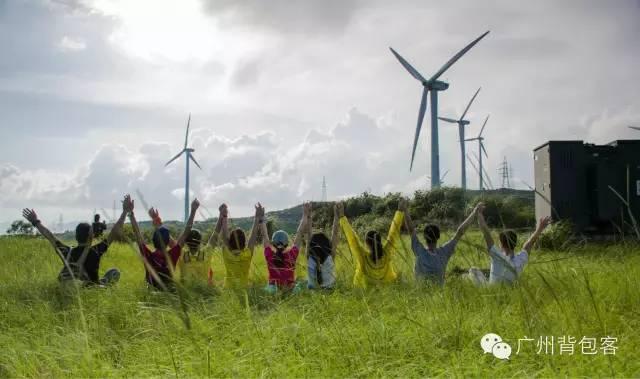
top-left (0, 233), bottom-right (638, 377)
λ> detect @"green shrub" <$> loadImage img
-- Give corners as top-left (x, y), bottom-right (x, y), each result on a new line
top-left (536, 220), bottom-right (575, 250)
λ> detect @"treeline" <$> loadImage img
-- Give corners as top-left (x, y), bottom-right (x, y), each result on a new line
top-left (309, 188), bottom-right (535, 235)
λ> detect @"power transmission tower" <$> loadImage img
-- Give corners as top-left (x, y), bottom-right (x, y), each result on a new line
top-left (499, 156), bottom-right (511, 189)
top-left (321, 176), bottom-right (327, 202)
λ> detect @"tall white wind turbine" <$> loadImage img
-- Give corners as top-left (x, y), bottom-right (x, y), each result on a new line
top-left (389, 30), bottom-right (490, 189)
top-left (438, 87), bottom-right (481, 190)
top-left (465, 115), bottom-right (489, 190)
top-left (166, 114), bottom-right (202, 222)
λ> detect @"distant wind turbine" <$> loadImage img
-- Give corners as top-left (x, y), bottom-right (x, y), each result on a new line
top-left (465, 115), bottom-right (489, 190)
top-left (389, 30), bottom-right (490, 189)
top-left (438, 87), bottom-right (481, 190)
top-left (166, 114), bottom-right (202, 222)
top-left (629, 126), bottom-right (640, 131)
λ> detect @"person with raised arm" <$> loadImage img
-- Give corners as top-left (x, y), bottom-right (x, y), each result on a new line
top-left (469, 203), bottom-right (552, 285)
top-left (338, 199), bottom-right (405, 288)
top-left (146, 207), bottom-right (209, 287)
top-left (405, 202), bottom-right (481, 285)
top-left (214, 203), bottom-right (260, 289)
top-left (305, 202), bottom-right (340, 290)
top-left (22, 194), bottom-right (132, 286)
top-left (259, 202), bottom-right (310, 294)
top-left (129, 197), bottom-right (200, 290)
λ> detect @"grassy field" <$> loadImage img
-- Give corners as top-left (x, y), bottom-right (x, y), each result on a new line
top-left (0, 232), bottom-right (639, 377)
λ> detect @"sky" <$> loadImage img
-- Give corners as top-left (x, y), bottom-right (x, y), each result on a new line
top-left (1, 0), bottom-right (639, 228)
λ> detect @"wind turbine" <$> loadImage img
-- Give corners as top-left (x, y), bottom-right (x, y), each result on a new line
top-left (438, 87), bottom-right (481, 190)
top-left (165, 114), bottom-right (202, 222)
top-left (465, 115), bottom-right (489, 190)
top-left (389, 30), bottom-right (490, 189)
top-left (629, 126), bottom-right (640, 131)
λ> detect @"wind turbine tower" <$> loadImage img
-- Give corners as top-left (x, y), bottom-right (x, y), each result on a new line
top-left (465, 115), bottom-right (489, 190)
top-left (438, 87), bottom-right (481, 190)
top-left (166, 114), bottom-right (202, 222)
top-left (321, 176), bottom-right (327, 202)
top-left (389, 30), bottom-right (490, 189)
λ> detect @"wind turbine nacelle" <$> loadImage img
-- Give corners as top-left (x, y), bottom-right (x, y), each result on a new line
top-left (460, 120), bottom-right (471, 126)
top-left (429, 80), bottom-right (449, 91)
top-left (185, 148), bottom-right (195, 152)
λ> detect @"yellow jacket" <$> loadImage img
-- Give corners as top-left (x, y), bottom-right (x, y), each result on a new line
top-left (339, 211), bottom-right (404, 288)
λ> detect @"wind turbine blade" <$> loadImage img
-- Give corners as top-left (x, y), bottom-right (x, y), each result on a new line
top-left (464, 138), bottom-right (478, 142)
top-left (389, 47), bottom-right (427, 83)
top-left (481, 142), bottom-right (488, 158)
top-left (165, 150), bottom-right (185, 166)
top-left (410, 88), bottom-right (429, 171)
top-left (479, 114), bottom-right (490, 137)
top-left (629, 126), bottom-right (640, 131)
top-left (438, 116), bottom-right (459, 124)
top-left (189, 153), bottom-right (202, 170)
top-left (441, 169), bottom-right (450, 181)
top-left (429, 30), bottom-right (490, 82)
top-left (460, 87), bottom-right (481, 121)
top-left (184, 113), bottom-right (191, 149)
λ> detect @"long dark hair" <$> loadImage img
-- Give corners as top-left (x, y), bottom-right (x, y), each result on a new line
top-left (365, 230), bottom-right (384, 263)
top-left (228, 229), bottom-right (246, 251)
top-left (273, 246), bottom-right (286, 268)
top-left (310, 232), bottom-right (332, 285)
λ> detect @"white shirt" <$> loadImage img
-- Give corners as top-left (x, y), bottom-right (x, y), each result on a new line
top-left (488, 245), bottom-right (528, 284)
top-left (307, 255), bottom-right (336, 289)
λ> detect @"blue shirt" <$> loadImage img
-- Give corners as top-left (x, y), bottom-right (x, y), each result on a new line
top-left (488, 245), bottom-right (528, 284)
top-left (411, 234), bottom-right (457, 285)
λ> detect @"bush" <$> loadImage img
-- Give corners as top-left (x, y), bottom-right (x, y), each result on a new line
top-left (536, 220), bottom-right (575, 250)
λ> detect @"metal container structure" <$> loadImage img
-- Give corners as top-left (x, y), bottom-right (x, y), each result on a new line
top-left (534, 140), bottom-right (640, 234)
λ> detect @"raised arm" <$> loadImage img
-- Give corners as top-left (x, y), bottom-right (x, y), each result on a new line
top-left (477, 204), bottom-right (494, 250)
top-left (22, 208), bottom-right (60, 248)
top-left (330, 203), bottom-right (340, 257)
top-left (219, 204), bottom-right (231, 249)
top-left (106, 194), bottom-right (132, 244)
top-left (257, 203), bottom-right (270, 248)
top-left (402, 200), bottom-right (417, 237)
top-left (292, 202), bottom-right (311, 249)
top-left (128, 207), bottom-right (145, 247)
top-left (248, 203), bottom-right (261, 251)
top-left (384, 199), bottom-right (406, 249)
top-left (207, 210), bottom-right (223, 247)
top-left (452, 203), bottom-right (480, 241)
top-left (522, 216), bottom-right (552, 253)
top-left (176, 199), bottom-right (200, 247)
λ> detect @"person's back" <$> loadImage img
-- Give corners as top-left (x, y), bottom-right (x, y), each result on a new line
top-left (470, 204), bottom-right (551, 286)
top-left (56, 239), bottom-right (108, 283)
top-left (306, 232), bottom-right (337, 290)
top-left (338, 202), bottom-right (404, 287)
top-left (22, 195), bottom-right (131, 287)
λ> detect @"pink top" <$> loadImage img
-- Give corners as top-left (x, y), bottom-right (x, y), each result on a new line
top-left (264, 245), bottom-right (300, 287)
top-left (140, 244), bottom-right (182, 287)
